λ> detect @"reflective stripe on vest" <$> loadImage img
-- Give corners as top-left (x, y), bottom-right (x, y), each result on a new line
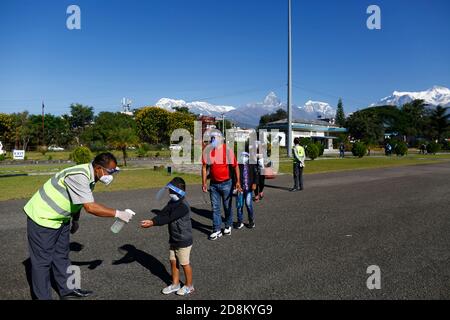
top-left (24, 164), bottom-right (92, 229)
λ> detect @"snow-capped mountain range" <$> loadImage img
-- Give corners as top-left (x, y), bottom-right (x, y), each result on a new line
top-left (156, 92), bottom-right (336, 127)
top-left (156, 98), bottom-right (235, 116)
top-left (153, 86), bottom-right (450, 128)
top-left (373, 86), bottom-right (450, 108)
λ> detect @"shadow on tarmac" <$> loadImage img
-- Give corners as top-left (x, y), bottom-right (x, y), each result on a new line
top-left (113, 244), bottom-right (171, 285)
top-left (264, 184), bottom-right (292, 191)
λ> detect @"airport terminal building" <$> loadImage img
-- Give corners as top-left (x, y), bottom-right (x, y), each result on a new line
top-left (260, 118), bottom-right (347, 153)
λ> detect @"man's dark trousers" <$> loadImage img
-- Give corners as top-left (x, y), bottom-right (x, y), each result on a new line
top-left (293, 162), bottom-right (303, 190)
top-left (27, 217), bottom-right (72, 300)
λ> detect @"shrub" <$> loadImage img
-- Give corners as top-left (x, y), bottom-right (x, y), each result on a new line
top-left (394, 141), bottom-right (408, 156)
top-left (136, 147), bottom-right (148, 158)
top-left (352, 142), bottom-right (367, 158)
top-left (47, 155), bottom-right (53, 161)
top-left (315, 142), bottom-right (325, 157)
top-left (427, 142), bottom-right (441, 155)
top-left (305, 143), bottom-right (319, 160)
top-left (70, 146), bottom-right (93, 164)
top-left (38, 145), bottom-right (48, 155)
top-left (155, 152), bottom-right (160, 158)
top-left (0, 154), bottom-right (6, 161)
top-left (299, 137), bottom-right (312, 147)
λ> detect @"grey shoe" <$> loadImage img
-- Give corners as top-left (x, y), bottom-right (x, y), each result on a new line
top-left (177, 285), bottom-right (195, 296)
top-left (162, 283), bottom-right (181, 295)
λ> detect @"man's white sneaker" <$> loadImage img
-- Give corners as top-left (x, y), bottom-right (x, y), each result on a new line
top-left (224, 227), bottom-right (232, 235)
top-left (162, 284), bottom-right (181, 295)
top-left (209, 230), bottom-right (222, 241)
top-left (176, 285), bottom-right (195, 296)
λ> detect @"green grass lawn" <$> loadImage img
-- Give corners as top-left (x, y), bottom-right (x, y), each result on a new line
top-left (0, 169), bottom-right (201, 202)
top-left (0, 149), bottom-right (171, 162)
top-left (1, 152), bottom-right (449, 202)
top-left (278, 154), bottom-right (450, 174)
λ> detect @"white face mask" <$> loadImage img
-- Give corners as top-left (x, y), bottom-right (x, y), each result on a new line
top-left (99, 174), bottom-right (114, 186)
top-left (169, 194), bottom-right (180, 201)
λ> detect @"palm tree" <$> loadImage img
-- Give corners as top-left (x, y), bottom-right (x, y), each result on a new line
top-left (108, 128), bottom-right (138, 166)
top-left (429, 106), bottom-right (450, 142)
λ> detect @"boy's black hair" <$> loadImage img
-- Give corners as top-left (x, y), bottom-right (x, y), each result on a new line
top-left (293, 137), bottom-right (300, 145)
top-left (170, 177), bottom-right (186, 192)
top-left (92, 152), bottom-right (117, 167)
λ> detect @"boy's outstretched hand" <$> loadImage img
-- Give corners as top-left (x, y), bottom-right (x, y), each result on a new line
top-left (141, 220), bottom-right (154, 228)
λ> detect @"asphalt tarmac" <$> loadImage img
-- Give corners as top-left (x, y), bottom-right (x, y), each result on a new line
top-left (1, 162), bottom-right (450, 300)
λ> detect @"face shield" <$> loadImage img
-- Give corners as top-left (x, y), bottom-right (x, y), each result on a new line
top-left (155, 182), bottom-right (186, 207)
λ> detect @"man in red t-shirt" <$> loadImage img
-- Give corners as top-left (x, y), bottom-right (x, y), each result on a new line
top-left (202, 133), bottom-right (241, 240)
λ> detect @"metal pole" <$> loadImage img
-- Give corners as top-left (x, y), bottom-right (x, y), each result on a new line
top-left (287, 0), bottom-right (293, 157)
top-left (222, 113), bottom-right (225, 135)
top-left (42, 101), bottom-right (45, 146)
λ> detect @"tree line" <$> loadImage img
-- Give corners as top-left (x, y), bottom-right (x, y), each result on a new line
top-left (0, 103), bottom-right (200, 163)
top-left (257, 98), bottom-right (450, 150)
top-left (345, 100), bottom-right (450, 148)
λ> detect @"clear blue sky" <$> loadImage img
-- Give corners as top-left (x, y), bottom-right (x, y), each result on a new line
top-left (0, 0), bottom-right (449, 115)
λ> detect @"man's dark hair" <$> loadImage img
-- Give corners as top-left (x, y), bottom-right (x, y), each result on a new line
top-left (170, 177), bottom-right (186, 191)
top-left (92, 152), bottom-right (117, 167)
top-left (293, 138), bottom-right (300, 145)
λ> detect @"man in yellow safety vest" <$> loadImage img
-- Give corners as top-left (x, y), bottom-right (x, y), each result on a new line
top-left (290, 138), bottom-right (305, 192)
top-left (24, 152), bottom-right (135, 300)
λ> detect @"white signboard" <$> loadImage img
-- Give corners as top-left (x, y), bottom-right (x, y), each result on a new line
top-left (13, 150), bottom-right (25, 160)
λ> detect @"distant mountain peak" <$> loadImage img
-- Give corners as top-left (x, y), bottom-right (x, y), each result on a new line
top-left (374, 86), bottom-right (450, 107)
top-left (263, 92), bottom-right (281, 107)
top-left (155, 98), bottom-right (235, 117)
top-left (300, 100), bottom-right (336, 118)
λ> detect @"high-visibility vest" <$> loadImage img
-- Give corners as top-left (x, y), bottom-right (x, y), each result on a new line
top-left (293, 145), bottom-right (305, 163)
top-left (24, 163), bottom-right (94, 229)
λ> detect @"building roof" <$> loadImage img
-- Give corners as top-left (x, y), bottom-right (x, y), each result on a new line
top-left (262, 118), bottom-right (347, 133)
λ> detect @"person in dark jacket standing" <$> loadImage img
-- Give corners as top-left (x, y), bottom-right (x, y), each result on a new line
top-left (140, 177), bottom-right (194, 296)
top-left (236, 152), bottom-right (257, 229)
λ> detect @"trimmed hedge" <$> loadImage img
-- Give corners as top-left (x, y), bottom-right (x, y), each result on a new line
top-left (70, 146), bottom-right (93, 165)
top-left (394, 141), bottom-right (408, 156)
top-left (426, 142), bottom-right (441, 155)
top-left (305, 143), bottom-right (319, 160)
top-left (352, 142), bottom-right (367, 158)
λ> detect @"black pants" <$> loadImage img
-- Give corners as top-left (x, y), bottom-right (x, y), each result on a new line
top-left (254, 174), bottom-right (265, 196)
top-left (27, 217), bottom-right (72, 300)
top-left (293, 163), bottom-right (304, 190)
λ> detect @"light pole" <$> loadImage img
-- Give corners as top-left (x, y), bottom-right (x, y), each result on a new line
top-left (287, 0), bottom-right (293, 157)
top-left (221, 112), bottom-right (225, 135)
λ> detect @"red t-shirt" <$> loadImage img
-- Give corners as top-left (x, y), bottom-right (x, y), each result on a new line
top-left (202, 144), bottom-right (237, 183)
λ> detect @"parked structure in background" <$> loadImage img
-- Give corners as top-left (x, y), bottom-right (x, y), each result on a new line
top-left (260, 118), bottom-right (347, 153)
top-left (121, 98), bottom-right (133, 116)
top-left (198, 115), bottom-right (217, 135)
